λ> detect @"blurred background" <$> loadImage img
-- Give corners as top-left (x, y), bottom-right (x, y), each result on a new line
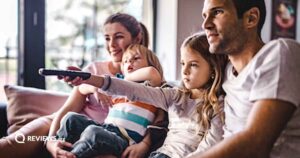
top-left (1, 0), bottom-right (300, 102)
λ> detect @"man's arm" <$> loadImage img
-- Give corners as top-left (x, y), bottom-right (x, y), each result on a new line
top-left (188, 99), bottom-right (296, 158)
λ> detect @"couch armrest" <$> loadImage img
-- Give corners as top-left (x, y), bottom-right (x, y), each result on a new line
top-left (0, 102), bottom-right (8, 137)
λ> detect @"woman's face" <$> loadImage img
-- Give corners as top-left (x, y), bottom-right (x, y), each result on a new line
top-left (180, 46), bottom-right (211, 90)
top-left (104, 22), bottom-right (135, 62)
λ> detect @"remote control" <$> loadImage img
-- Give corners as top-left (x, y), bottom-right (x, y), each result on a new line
top-left (38, 68), bottom-right (91, 80)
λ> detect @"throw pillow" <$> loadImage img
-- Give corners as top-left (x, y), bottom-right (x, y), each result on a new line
top-left (4, 85), bottom-right (68, 134)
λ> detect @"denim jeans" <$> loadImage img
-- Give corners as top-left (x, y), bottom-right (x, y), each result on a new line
top-left (57, 112), bottom-right (129, 158)
top-left (148, 151), bottom-right (171, 158)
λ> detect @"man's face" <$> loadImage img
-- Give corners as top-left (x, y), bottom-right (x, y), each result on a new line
top-left (202, 0), bottom-right (246, 55)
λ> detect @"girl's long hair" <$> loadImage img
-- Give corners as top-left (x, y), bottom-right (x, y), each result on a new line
top-left (181, 32), bottom-right (228, 132)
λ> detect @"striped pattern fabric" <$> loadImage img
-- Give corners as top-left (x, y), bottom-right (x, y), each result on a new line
top-left (104, 98), bottom-right (157, 142)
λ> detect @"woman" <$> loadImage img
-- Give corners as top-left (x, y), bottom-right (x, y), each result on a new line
top-left (0, 13), bottom-right (150, 158)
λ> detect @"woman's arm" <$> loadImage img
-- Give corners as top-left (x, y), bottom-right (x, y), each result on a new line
top-left (124, 66), bottom-right (162, 87)
top-left (47, 87), bottom-right (87, 137)
top-left (46, 87), bottom-right (87, 158)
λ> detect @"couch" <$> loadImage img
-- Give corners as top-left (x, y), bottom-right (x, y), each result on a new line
top-left (0, 85), bottom-right (70, 157)
top-left (0, 84), bottom-right (168, 157)
top-left (0, 101), bottom-right (8, 137)
top-left (0, 84), bottom-right (69, 137)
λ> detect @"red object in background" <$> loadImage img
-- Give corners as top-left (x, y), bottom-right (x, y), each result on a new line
top-left (271, 0), bottom-right (297, 39)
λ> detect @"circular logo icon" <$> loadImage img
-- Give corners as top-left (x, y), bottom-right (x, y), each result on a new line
top-left (15, 132), bottom-right (25, 144)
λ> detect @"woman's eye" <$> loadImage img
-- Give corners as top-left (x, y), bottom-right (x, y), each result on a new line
top-left (180, 62), bottom-right (185, 66)
top-left (105, 37), bottom-right (110, 41)
top-left (115, 35), bottom-right (124, 39)
top-left (191, 63), bottom-right (198, 67)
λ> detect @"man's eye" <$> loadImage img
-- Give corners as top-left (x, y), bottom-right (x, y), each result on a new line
top-left (213, 10), bottom-right (223, 16)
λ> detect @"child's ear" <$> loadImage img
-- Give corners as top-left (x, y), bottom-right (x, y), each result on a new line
top-left (243, 7), bottom-right (260, 30)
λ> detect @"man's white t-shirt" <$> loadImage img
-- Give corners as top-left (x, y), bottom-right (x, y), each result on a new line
top-left (222, 38), bottom-right (300, 158)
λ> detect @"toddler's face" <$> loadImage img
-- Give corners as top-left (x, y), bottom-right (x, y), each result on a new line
top-left (122, 50), bottom-right (148, 76)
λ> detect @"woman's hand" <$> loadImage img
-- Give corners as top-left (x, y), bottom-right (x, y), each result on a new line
top-left (121, 141), bottom-right (150, 158)
top-left (46, 140), bottom-right (76, 158)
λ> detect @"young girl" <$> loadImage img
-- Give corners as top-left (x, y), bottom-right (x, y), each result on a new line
top-left (57, 44), bottom-right (165, 158)
top-left (67, 32), bottom-right (227, 158)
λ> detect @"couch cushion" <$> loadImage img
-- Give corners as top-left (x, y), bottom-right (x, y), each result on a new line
top-left (4, 85), bottom-right (68, 134)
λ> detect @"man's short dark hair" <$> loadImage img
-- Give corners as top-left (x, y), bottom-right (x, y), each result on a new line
top-left (232, 0), bottom-right (266, 37)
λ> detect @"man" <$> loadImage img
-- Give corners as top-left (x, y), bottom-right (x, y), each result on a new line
top-left (189, 0), bottom-right (300, 157)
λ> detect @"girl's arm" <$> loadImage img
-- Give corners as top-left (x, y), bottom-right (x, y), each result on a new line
top-left (124, 66), bottom-right (162, 87)
top-left (68, 75), bottom-right (175, 111)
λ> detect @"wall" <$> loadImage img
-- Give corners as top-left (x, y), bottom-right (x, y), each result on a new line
top-left (155, 0), bottom-right (203, 81)
top-left (155, 0), bottom-right (178, 81)
top-left (176, 0), bottom-right (204, 79)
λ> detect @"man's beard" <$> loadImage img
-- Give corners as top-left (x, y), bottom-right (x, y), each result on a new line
top-left (209, 41), bottom-right (229, 55)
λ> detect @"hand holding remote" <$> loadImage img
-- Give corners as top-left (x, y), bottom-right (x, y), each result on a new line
top-left (38, 68), bottom-right (91, 80)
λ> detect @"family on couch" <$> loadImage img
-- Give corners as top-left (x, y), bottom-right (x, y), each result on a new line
top-left (1, 0), bottom-right (300, 158)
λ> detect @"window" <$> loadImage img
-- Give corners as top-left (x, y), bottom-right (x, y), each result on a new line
top-left (0, 1), bottom-right (17, 102)
top-left (46, 0), bottom-right (153, 92)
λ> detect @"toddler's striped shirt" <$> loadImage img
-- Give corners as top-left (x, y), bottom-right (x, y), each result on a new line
top-left (104, 97), bottom-right (157, 143)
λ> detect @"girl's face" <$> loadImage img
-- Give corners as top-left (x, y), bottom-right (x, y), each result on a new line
top-left (180, 46), bottom-right (211, 90)
top-left (122, 50), bottom-right (148, 76)
top-left (104, 22), bottom-right (136, 62)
